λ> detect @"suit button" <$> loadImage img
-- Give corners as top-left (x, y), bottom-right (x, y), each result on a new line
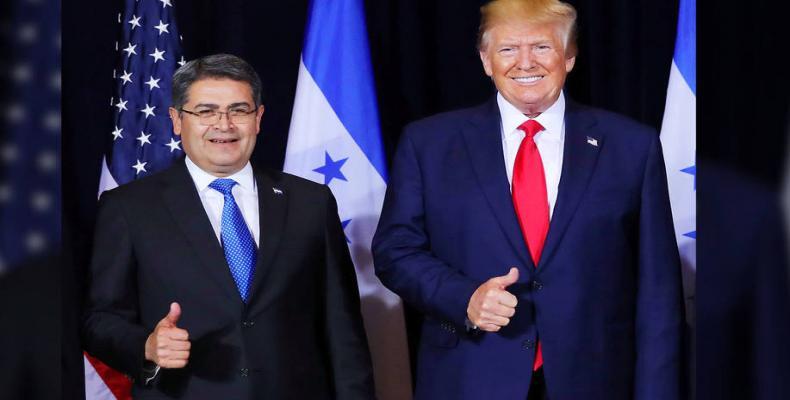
top-left (522, 339), bottom-right (535, 350)
top-left (531, 281), bottom-right (543, 291)
top-left (240, 368), bottom-right (249, 377)
top-left (440, 322), bottom-right (456, 333)
top-left (242, 321), bottom-right (255, 328)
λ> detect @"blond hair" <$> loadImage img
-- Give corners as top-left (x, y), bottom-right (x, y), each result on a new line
top-left (477, 0), bottom-right (578, 56)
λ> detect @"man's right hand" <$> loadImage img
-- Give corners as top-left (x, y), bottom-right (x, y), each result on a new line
top-left (145, 302), bottom-right (191, 368)
top-left (466, 267), bottom-right (519, 332)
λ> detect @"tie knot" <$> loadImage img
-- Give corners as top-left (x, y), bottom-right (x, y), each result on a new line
top-left (209, 178), bottom-right (238, 196)
top-left (518, 119), bottom-right (544, 138)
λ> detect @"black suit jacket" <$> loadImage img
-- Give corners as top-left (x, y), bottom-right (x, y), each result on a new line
top-left (82, 159), bottom-right (374, 399)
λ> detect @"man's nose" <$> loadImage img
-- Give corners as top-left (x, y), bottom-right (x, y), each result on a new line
top-left (214, 111), bottom-right (233, 130)
top-left (516, 50), bottom-right (535, 69)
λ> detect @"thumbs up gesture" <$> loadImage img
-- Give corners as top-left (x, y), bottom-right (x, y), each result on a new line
top-left (144, 302), bottom-right (191, 368)
top-left (466, 267), bottom-right (520, 332)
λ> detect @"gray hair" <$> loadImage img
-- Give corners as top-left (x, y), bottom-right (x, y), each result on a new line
top-left (171, 53), bottom-right (263, 110)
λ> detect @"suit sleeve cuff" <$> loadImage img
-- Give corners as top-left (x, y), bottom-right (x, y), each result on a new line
top-left (141, 360), bottom-right (160, 386)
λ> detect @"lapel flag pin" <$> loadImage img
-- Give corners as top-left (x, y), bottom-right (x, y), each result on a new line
top-left (272, 188), bottom-right (284, 195)
top-left (586, 136), bottom-right (599, 147)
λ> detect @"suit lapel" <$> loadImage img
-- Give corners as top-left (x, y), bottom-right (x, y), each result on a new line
top-left (539, 101), bottom-right (603, 268)
top-left (246, 168), bottom-right (288, 305)
top-left (160, 159), bottom-right (241, 304)
top-left (462, 98), bottom-right (534, 268)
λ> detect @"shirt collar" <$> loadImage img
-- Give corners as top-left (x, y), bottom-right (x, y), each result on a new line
top-left (497, 91), bottom-right (566, 141)
top-left (185, 156), bottom-right (255, 193)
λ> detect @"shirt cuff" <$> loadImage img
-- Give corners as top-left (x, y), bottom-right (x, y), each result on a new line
top-left (464, 317), bottom-right (479, 333)
top-left (142, 361), bottom-right (161, 386)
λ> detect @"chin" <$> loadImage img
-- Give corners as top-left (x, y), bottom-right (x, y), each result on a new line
top-left (207, 158), bottom-right (241, 170)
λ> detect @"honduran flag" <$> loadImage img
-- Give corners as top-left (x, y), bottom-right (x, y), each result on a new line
top-left (660, 0), bottom-right (696, 317)
top-left (283, 1), bottom-right (412, 399)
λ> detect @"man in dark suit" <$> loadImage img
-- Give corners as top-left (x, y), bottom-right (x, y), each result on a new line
top-left (82, 54), bottom-right (374, 399)
top-left (372, 0), bottom-right (684, 399)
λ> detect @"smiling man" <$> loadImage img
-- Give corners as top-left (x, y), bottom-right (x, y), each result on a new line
top-left (82, 54), bottom-right (374, 399)
top-left (372, 0), bottom-right (684, 399)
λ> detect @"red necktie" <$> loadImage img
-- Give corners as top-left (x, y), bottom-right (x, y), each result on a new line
top-left (511, 119), bottom-right (549, 371)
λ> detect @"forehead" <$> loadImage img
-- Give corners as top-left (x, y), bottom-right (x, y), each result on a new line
top-left (486, 20), bottom-right (565, 45)
top-left (185, 78), bottom-right (254, 105)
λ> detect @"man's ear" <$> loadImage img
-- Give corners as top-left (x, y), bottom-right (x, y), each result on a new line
top-left (254, 105), bottom-right (265, 135)
top-left (565, 55), bottom-right (576, 73)
top-left (480, 50), bottom-right (494, 77)
top-left (169, 107), bottom-right (182, 136)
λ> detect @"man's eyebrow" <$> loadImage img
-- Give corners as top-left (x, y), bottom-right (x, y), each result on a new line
top-left (192, 102), bottom-right (252, 109)
top-left (192, 103), bottom-right (219, 109)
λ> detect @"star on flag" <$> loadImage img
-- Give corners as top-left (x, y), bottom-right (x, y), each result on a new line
top-left (313, 151), bottom-right (349, 185)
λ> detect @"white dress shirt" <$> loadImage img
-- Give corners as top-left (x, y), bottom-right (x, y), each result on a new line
top-left (498, 91), bottom-right (566, 218)
top-left (184, 156), bottom-right (260, 246)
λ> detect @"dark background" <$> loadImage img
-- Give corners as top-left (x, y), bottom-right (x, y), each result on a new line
top-left (60, 0), bottom-right (790, 398)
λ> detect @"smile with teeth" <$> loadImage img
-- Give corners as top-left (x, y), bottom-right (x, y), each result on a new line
top-left (209, 138), bottom-right (239, 144)
top-left (512, 76), bottom-right (544, 83)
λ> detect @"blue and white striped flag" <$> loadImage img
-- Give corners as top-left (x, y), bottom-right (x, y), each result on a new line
top-left (660, 0), bottom-right (696, 316)
top-left (283, 1), bottom-right (411, 398)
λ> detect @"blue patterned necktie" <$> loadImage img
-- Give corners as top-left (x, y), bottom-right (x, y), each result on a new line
top-left (209, 178), bottom-right (257, 302)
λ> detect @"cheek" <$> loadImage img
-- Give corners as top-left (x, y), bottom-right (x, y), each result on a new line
top-left (244, 133), bottom-right (258, 149)
top-left (498, 59), bottom-right (520, 77)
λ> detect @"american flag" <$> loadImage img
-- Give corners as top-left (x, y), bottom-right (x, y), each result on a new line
top-left (0, 0), bottom-right (61, 274)
top-left (86, 0), bottom-right (184, 398)
top-left (99, 0), bottom-right (184, 191)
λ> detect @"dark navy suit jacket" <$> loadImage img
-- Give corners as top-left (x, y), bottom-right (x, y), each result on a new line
top-left (373, 97), bottom-right (684, 400)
